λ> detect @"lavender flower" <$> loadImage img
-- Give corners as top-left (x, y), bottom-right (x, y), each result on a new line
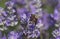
top-left (8, 31), bottom-right (19, 39)
top-left (56, 36), bottom-right (60, 39)
top-left (54, 5), bottom-right (60, 27)
top-left (2, 11), bottom-right (8, 17)
top-left (54, 8), bottom-right (60, 21)
top-left (29, 4), bottom-right (37, 14)
top-left (0, 7), bottom-right (6, 26)
top-left (0, 31), bottom-right (2, 39)
top-left (27, 24), bottom-right (35, 31)
top-left (5, 1), bottom-right (15, 10)
top-left (2, 35), bottom-right (7, 39)
top-left (52, 28), bottom-right (60, 38)
top-left (11, 0), bottom-right (26, 5)
top-left (4, 1), bottom-right (19, 26)
top-left (42, 12), bottom-right (50, 30)
top-left (16, 7), bottom-right (30, 24)
top-left (33, 29), bottom-right (40, 38)
top-left (36, 19), bottom-right (44, 29)
top-left (27, 29), bottom-right (40, 38)
top-left (4, 19), bottom-right (11, 26)
top-left (48, 14), bottom-right (56, 26)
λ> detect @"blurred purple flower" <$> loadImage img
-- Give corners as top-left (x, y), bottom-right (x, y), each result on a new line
top-left (56, 36), bottom-right (60, 39)
top-left (2, 11), bottom-right (8, 17)
top-left (52, 28), bottom-right (60, 38)
top-left (5, 1), bottom-right (15, 10)
top-left (29, 4), bottom-right (37, 14)
top-left (4, 19), bottom-right (11, 26)
top-left (27, 29), bottom-right (40, 38)
top-left (5, 1), bottom-right (14, 7)
top-left (0, 19), bottom-right (2, 23)
top-left (11, 0), bottom-right (26, 5)
top-left (0, 31), bottom-right (2, 39)
top-left (2, 35), bottom-right (6, 39)
top-left (42, 11), bottom-right (50, 30)
top-left (0, 16), bottom-right (5, 20)
top-left (54, 8), bottom-right (60, 21)
top-left (33, 29), bottom-right (40, 38)
top-left (8, 31), bottom-right (19, 39)
top-left (17, 32), bottom-right (23, 39)
top-left (16, 7), bottom-right (30, 22)
top-left (48, 14), bottom-right (56, 26)
top-left (17, 8), bottom-right (26, 16)
top-left (28, 24), bottom-right (35, 31)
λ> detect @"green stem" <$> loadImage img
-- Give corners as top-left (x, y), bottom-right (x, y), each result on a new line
top-left (46, 32), bottom-right (49, 39)
top-left (40, 30), bottom-right (43, 39)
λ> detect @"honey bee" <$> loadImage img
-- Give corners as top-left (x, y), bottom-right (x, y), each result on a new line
top-left (29, 14), bottom-right (37, 24)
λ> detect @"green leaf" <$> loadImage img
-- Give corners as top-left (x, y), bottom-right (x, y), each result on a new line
top-left (47, 26), bottom-right (58, 38)
top-left (42, 5), bottom-right (54, 13)
top-left (0, 0), bottom-right (8, 8)
top-left (46, 6), bottom-right (54, 13)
